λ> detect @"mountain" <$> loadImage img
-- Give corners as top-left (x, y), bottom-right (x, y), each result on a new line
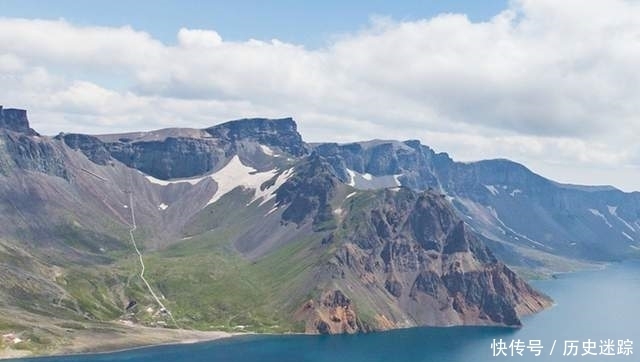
top-left (314, 140), bottom-right (640, 267)
top-left (0, 107), bottom-right (636, 354)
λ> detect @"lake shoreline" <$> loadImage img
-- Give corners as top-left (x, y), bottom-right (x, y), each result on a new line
top-left (0, 325), bottom-right (244, 361)
top-left (5, 260), bottom-right (637, 361)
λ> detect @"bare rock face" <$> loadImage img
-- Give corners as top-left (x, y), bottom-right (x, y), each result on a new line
top-left (0, 108), bottom-right (68, 178)
top-left (205, 117), bottom-right (307, 157)
top-left (300, 188), bottom-right (552, 332)
top-left (0, 107), bottom-right (39, 136)
top-left (56, 133), bottom-right (111, 165)
top-left (60, 117), bottom-right (308, 180)
top-left (295, 290), bottom-right (359, 334)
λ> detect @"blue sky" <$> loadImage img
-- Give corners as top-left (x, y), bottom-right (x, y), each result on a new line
top-left (2, 0), bottom-right (508, 47)
top-left (0, 0), bottom-right (639, 191)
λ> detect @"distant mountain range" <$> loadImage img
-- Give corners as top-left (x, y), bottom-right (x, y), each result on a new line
top-left (1, 106), bottom-right (638, 349)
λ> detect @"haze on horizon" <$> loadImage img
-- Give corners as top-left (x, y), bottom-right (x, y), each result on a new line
top-left (0, 0), bottom-right (639, 191)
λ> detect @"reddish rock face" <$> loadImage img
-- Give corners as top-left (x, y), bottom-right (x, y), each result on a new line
top-left (295, 290), bottom-right (360, 334)
top-left (295, 187), bottom-right (551, 334)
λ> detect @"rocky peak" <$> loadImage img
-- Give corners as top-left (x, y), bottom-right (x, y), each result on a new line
top-left (324, 187), bottom-right (551, 329)
top-left (205, 117), bottom-right (307, 156)
top-left (276, 153), bottom-right (340, 230)
top-left (0, 106), bottom-right (39, 136)
top-left (314, 139), bottom-right (444, 190)
top-left (56, 133), bottom-right (111, 165)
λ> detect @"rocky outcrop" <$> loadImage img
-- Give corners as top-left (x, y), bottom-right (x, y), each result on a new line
top-left (0, 106), bottom-right (39, 136)
top-left (0, 108), bottom-right (67, 178)
top-left (275, 154), bottom-right (338, 231)
top-left (295, 290), bottom-right (360, 334)
top-left (60, 117), bottom-right (308, 180)
top-left (103, 137), bottom-right (227, 179)
top-left (314, 140), bottom-right (443, 190)
top-left (314, 139), bottom-right (640, 263)
top-left (309, 188), bottom-right (552, 331)
top-left (205, 117), bottom-right (307, 157)
top-left (56, 133), bottom-right (112, 165)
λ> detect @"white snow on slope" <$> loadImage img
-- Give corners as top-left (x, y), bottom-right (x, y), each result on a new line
top-left (510, 189), bottom-right (522, 197)
top-left (484, 185), bottom-right (499, 196)
top-left (259, 144), bottom-right (277, 156)
top-left (207, 155), bottom-right (292, 206)
top-left (265, 206), bottom-right (279, 216)
top-left (487, 206), bottom-right (546, 247)
top-left (143, 155), bottom-right (293, 207)
top-left (588, 208), bottom-right (613, 228)
top-left (622, 232), bottom-right (635, 241)
top-left (393, 174), bottom-right (402, 186)
top-left (158, 203), bottom-right (168, 211)
top-left (144, 173), bottom-right (207, 186)
top-left (254, 167), bottom-right (294, 206)
top-left (346, 169), bottom-right (356, 187)
top-left (345, 168), bottom-right (402, 189)
top-left (607, 205), bottom-right (636, 231)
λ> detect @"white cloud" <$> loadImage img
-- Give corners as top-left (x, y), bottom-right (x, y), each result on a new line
top-left (0, 0), bottom-right (639, 191)
top-left (177, 28), bottom-right (223, 48)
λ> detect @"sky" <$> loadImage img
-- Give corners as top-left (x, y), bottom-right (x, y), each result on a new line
top-left (1, 0), bottom-right (639, 191)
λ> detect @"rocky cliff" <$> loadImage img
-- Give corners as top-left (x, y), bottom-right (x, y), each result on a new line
top-left (287, 178), bottom-right (551, 333)
top-left (0, 108), bottom-right (67, 178)
top-left (0, 106), bottom-right (39, 136)
top-left (314, 140), bottom-right (640, 263)
top-left (59, 118), bottom-right (306, 180)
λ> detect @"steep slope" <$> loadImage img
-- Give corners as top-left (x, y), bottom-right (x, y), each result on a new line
top-left (10, 106), bottom-right (640, 356)
top-left (278, 163), bottom-right (551, 332)
top-left (314, 140), bottom-right (640, 265)
top-left (137, 154), bottom-right (551, 333)
top-left (60, 117), bottom-right (305, 180)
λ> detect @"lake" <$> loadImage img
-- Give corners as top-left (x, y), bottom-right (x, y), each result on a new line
top-left (11, 261), bottom-right (640, 362)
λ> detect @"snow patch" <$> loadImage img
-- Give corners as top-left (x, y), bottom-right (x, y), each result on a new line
top-left (622, 232), bottom-right (634, 241)
top-left (346, 191), bottom-right (357, 199)
top-left (607, 205), bottom-right (635, 231)
top-left (393, 174), bottom-right (402, 186)
top-left (206, 156), bottom-right (293, 206)
top-left (158, 203), bottom-right (168, 211)
top-left (259, 144), bottom-right (276, 156)
top-left (510, 189), bottom-right (522, 197)
top-left (487, 206), bottom-right (546, 247)
top-left (145, 173), bottom-right (207, 186)
top-left (484, 185), bottom-right (499, 196)
top-left (346, 169), bottom-right (356, 187)
top-left (344, 168), bottom-right (403, 189)
top-left (588, 208), bottom-right (613, 228)
top-left (265, 206), bottom-right (279, 216)
top-left (256, 167), bottom-right (294, 206)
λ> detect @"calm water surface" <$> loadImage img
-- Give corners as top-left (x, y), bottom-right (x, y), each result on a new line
top-left (12, 261), bottom-right (640, 362)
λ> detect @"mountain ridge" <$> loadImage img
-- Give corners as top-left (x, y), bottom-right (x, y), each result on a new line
top-left (0, 107), bottom-right (636, 356)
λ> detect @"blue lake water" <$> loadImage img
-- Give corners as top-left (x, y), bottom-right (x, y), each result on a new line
top-left (12, 261), bottom-right (640, 362)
